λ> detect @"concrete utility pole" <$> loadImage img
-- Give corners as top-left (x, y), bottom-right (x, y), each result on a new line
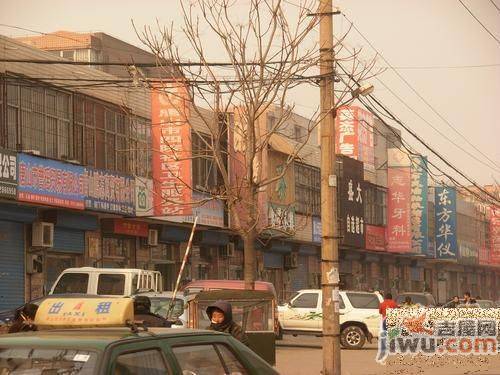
top-left (318, 0), bottom-right (341, 374)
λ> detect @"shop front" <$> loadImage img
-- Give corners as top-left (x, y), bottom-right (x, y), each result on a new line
top-left (101, 219), bottom-right (148, 268)
top-left (0, 202), bottom-right (37, 310)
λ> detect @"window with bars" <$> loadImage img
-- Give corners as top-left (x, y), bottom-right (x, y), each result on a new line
top-left (294, 162), bottom-right (321, 215)
top-left (364, 184), bottom-right (387, 226)
top-left (191, 130), bottom-right (227, 192)
top-left (2, 78), bottom-right (150, 177)
top-left (6, 82), bottom-right (72, 158)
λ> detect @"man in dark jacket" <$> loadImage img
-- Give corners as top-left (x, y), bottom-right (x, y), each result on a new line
top-left (206, 300), bottom-right (249, 345)
top-left (8, 303), bottom-right (38, 334)
top-left (134, 296), bottom-right (172, 328)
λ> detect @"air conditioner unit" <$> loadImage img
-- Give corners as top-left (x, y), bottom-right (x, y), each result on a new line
top-left (26, 253), bottom-right (43, 274)
top-left (32, 222), bottom-right (54, 247)
top-left (284, 252), bottom-right (298, 269)
top-left (148, 229), bottom-right (159, 246)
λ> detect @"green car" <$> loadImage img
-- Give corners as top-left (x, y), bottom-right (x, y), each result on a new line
top-left (0, 328), bottom-right (279, 374)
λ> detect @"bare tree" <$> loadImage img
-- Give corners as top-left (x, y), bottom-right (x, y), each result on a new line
top-left (135, 0), bottom-right (378, 289)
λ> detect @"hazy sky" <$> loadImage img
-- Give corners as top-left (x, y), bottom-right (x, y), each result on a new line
top-left (1, 0), bottom-right (499, 186)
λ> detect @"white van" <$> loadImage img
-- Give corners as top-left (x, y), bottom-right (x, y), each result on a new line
top-left (49, 267), bottom-right (163, 297)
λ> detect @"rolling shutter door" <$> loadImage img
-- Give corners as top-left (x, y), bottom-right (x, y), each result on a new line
top-left (53, 227), bottom-right (85, 254)
top-left (0, 221), bottom-right (25, 310)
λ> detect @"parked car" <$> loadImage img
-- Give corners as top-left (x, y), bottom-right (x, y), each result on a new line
top-left (278, 289), bottom-right (383, 349)
top-left (136, 291), bottom-right (188, 327)
top-left (0, 297), bottom-right (278, 374)
top-left (395, 292), bottom-right (436, 307)
top-left (476, 299), bottom-right (495, 308)
top-left (50, 267), bottom-right (163, 296)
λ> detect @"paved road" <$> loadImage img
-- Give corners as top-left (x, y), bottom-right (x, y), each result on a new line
top-left (276, 335), bottom-right (500, 375)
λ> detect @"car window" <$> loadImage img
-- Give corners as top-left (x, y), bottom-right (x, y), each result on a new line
top-left (346, 293), bottom-right (380, 309)
top-left (339, 294), bottom-right (346, 310)
top-left (172, 345), bottom-right (226, 375)
top-left (52, 273), bottom-right (88, 294)
top-left (114, 349), bottom-right (169, 375)
top-left (0, 348), bottom-right (97, 374)
top-left (150, 298), bottom-right (185, 320)
top-left (215, 344), bottom-right (248, 374)
top-left (292, 293), bottom-right (318, 308)
top-left (396, 295), bottom-right (429, 306)
top-left (97, 274), bottom-right (125, 295)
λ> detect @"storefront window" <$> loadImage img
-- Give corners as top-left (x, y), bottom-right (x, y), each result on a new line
top-left (102, 237), bottom-right (134, 268)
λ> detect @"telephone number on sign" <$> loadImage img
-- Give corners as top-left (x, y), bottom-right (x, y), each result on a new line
top-left (0, 185), bottom-right (16, 196)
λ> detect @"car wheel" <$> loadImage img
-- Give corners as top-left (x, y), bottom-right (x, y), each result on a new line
top-left (341, 326), bottom-right (366, 349)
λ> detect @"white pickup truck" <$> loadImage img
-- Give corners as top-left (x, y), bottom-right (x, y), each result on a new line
top-left (278, 289), bottom-right (383, 349)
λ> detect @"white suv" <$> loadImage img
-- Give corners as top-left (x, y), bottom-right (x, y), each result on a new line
top-left (278, 289), bottom-right (382, 349)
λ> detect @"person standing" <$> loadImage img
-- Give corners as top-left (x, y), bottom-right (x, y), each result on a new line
top-left (8, 303), bottom-right (38, 334)
top-left (379, 293), bottom-right (398, 330)
top-left (401, 296), bottom-right (418, 308)
top-left (206, 300), bottom-right (249, 345)
top-left (446, 295), bottom-right (460, 308)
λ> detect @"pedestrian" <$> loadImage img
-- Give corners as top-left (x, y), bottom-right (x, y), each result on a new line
top-left (401, 296), bottom-right (418, 308)
top-left (379, 293), bottom-right (398, 331)
top-left (206, 300), bottom-right (249, 345)
top-left (446, 295), bottom-right (460, 308)
top-left (463, 291), bottom-right (471, 305)
top-left (8, 303), bottom-right (38, 334)
top-left (133, 296), bottom-right (172, 328)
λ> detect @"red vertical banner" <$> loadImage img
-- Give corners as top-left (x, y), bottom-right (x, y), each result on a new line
top-left (335, 106), bottom-right (358, 159)
top-left (490, 207), bottom-right (500, 265)
top-left (386, 168), bottom-right (412, 253)
top-left (151, 82), bottom-right (192, 216)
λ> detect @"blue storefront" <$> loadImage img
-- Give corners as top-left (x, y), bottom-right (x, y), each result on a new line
top-left (0, 203), bottom-right (37, 310)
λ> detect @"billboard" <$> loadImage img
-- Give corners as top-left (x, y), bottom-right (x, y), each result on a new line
top-left (434, 186), bottom-right (458, 260)
top-left (365, 224), bottom-right (386, 251)
top-left (339, 156), bottom-right (365, 248)
top-left (490, 207), bottom-right (500, 265)
top-left (18, 154), bottom-right (85, 209)
top-left (386, 167), bottom-right (411, 252)
top-left (0, 148), bottom-right (17, 199)
top-left (151, 82), bottom-right (192, 216)
top-left (335, 106), bottom-right (375, 172)
top-left (410, 156), bottom-right (428, 255)
top-left (83, 168), bottom-right (135, 215)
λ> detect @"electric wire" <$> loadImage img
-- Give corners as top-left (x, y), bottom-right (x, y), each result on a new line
top-left (458, 0), bottom-right (500, 45)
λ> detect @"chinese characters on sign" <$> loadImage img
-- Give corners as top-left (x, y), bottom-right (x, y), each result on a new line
top-left (410, 156), bottom-right (428, 255)
top-left (340, 156), bottom-right (365, 248)
top-left (335, 106), bottom-right (375, 172)
top-left (135, 177), bottom-right (154, 217)
top-left (312, 216), bottom-right (322, 244)
top-left (84, 168), bottom-right (135, 215)
top-left (18, 154), bottom-right (85, 209)
top-left (0, 148), bottom-right (17, 199)
top-left (365, 225), bottom-right (386, 251)
top-left (387, 167), bottom-right (411, 252)
top-left (434, 186), bottom-right (458, 260)
top-left (113, 219), bottom-right (149, 237)
top-left (490, 207), bottom-right (500, 265)
top-left (151, 83), bottom-right (192, 217)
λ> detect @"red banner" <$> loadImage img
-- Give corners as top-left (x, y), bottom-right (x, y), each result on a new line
top-left (490, 207), bottom-right (500, 265)
top-left (365, 225), bottom-right (386, 251)
top-left (386, 168), bottom-right (411, 253)
top-left (151, 82), bottom-right (192, 216)
top-left (113, 219), bottom-right (149, 237)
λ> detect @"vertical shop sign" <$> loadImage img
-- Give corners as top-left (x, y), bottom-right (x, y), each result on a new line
top-left (135, 177), bottom-right (154, 217)
top-left (0, 148), bottom-right (17, 199)
top-left (386, 167), bottom-right (411, 252)
top-left (434, 186), bottom-right (458, 260)
top-left (312, 216), bottom-right (322, 244)
top-left (151, 82), bottom-right (192, 216)
top-left (340, 157), bottom-right (365, 248)
top-left (490, 207), bottom-right (500, 265)
top-left (410, 156), bottom-right (428, 254)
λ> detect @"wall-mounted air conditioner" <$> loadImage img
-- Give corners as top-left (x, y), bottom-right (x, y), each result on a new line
top-left (32, 222), bottom-right (54, 247)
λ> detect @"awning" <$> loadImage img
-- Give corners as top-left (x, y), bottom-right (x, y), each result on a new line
top-left (268, 134), bottom-right (296, 156)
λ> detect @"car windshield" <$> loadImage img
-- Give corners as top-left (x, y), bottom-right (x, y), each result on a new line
top-left (52, 273), bottom-right (89, 294)
top-left (396, 294), bottom-right (434, 306)
top-left (149, 297), bottom-right (185, 320)
top-left (0, 348), bottom-right (97, 374)
top-left (477, 300), bottom-right (494, 308)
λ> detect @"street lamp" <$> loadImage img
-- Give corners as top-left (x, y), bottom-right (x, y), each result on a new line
top-left (351, 83), bottom-right (374, 99)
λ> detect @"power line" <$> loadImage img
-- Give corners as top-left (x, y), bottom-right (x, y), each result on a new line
top-left (491, 0), bottom-right (500, 14)
top-left (458, 0), bottom-right (500, 45)
top-left (341, 13), bottom-right (500, 172)
top-left (378, 63), bottom-right (500, 70)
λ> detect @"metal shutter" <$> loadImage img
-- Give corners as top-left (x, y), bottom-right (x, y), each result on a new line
top-left (53, 227), bottom-right (85, 254)
top-left (291, 255), bottom-right (308, 291)
top-left (0, 221), bottom-right (25, 310)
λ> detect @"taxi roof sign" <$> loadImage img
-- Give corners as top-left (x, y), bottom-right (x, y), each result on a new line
top-left (35, 297), bottom-right (134, 329)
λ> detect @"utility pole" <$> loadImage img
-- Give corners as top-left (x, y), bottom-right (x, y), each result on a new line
top-left (319, 0), bottom-right (341, 374)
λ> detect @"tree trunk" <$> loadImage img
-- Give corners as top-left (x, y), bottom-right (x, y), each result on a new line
top-left (243, 230), bottom-right (256, 290)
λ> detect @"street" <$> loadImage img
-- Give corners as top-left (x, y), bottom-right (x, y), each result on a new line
top-left (276, 335), bottom-right (500, 375)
